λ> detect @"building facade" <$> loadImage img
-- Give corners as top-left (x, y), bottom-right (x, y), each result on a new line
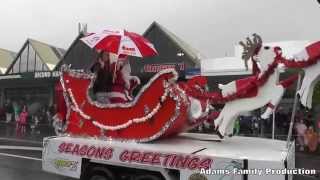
top-left (0, 39), bottom-right (65, 108)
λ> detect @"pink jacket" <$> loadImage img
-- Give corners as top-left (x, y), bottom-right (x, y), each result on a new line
top-left (19, 111), bottom-right (28, 125)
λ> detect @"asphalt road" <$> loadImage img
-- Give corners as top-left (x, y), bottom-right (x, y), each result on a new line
top-left (0, 139), bottom-right (75, 180)
top-left (0, 155), bottom-right (72, 180)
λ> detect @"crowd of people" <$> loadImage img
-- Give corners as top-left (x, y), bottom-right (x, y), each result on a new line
top-left (192, 106), bottom-right (320, 153)
top-left (294, 111), bottom-right (320, 152)
top-left (1, 100), bottom-right (56, 137)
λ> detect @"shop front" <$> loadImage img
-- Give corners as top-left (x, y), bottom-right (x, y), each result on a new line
top-left (0, 71), bottom-right (59, 110)
top-left (0, 38), bottom-right (64, 123)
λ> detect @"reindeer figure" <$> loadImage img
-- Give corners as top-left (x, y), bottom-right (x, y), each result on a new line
top-left (214, 34), bottom-right (287, 138)
top-left (277, 41), bottom-right (320, 109)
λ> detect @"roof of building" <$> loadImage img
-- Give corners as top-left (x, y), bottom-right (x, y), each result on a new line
top-left (5, 39), bottom-right (66, 73)
top-left (28, 39), bottom-right (66, 70)
top-left (0, 48), bottom-right (16, 74)
top-left (53, 33), bottom-right (85, 71)
top-left (143, 21), bottom-right (204, 65)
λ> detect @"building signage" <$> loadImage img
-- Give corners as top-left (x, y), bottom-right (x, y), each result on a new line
top-left (34, 71), bottom-right (61, 78)
top-left (143, 63), bottom-right (185, 73)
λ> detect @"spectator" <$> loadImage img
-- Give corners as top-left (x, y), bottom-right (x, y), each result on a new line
top-left (13, 101), bottom-right (21, 122)
top-left (304, 126), bottom-right (318, 152)
top-left (16, 105), bottom-right (28, 137)
top-left (233, 118), bottom-right (240, 135)
top-left (305, 114), bottom-right (313, 128)
top-left (276, 108), bottom-right (288, 135)
top-left (295, 119), bottom-right (307, 151)
top-left (46, 105), bottom-right (53, 125)
top-left (4, 100), bottom-right (13, 123)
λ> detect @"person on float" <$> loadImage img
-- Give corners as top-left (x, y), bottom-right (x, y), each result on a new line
top-left (107, 54), bottom-right (140, 103)
top-left (90, 51), bottom-right (113, 103)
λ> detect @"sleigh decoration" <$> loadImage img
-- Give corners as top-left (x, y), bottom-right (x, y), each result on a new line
top-left (54, 65), bottom-right (219, 142)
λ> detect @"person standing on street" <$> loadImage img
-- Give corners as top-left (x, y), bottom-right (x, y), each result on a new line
top-left (4, 100), bottom-right (13, 123)
top-left (13, 101), bottom-right (21, 123)
top-left (17, 105), bottom-right (28, 136)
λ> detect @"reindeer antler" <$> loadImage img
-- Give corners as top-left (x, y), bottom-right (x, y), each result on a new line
top-left (239, 33), bottom-right (263, 69)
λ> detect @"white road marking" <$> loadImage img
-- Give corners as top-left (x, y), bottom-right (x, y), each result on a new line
top-left (0, 145), bottom-right (42, 151)
top-left (0, 152), bottom-right (42, 161)
top-left (0, 137), bottom-right (42, 145)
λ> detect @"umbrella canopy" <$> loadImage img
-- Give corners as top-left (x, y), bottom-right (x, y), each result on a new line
top-left (81, 28), bottom-right (158, 58)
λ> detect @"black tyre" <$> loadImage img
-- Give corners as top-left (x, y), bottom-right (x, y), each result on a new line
top-left (84, 166), bottom-right (115, 180)
top-left (134, 174), bottom-right (162, 180)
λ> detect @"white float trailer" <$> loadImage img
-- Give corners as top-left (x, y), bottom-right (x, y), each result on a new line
top-left (42, 133), bottom-right (295, 180)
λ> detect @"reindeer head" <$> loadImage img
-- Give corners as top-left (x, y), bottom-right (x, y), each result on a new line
top-left (239, 33), bottom-right (262, 69)
top-left (239, 34), bottom-right (280, 72)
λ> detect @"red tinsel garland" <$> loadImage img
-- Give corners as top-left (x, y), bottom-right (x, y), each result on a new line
top-left (184, 57), bottom-right (299, 105)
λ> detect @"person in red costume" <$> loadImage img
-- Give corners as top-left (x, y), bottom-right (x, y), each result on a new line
top-left (107, 53), bottom-right (140, 103)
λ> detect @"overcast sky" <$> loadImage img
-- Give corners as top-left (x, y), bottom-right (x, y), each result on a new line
top-left (1, 0), bottom-right (320, 58)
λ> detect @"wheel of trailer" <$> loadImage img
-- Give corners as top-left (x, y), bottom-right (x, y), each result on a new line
top-left (85, 166), bottom-right (115, 180)
top-left (134, 174), bottom-right (162, 180)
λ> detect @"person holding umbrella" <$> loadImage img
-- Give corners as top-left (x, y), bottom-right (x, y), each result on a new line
top-left (108, 54), bottom-right (140, 103)
top-left (82, 28), bottom-right (158, 104)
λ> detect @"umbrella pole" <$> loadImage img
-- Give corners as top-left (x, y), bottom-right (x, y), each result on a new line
top-left (112, 60), bottom-right (118, 83)
top-left (286, 73), bottom-right (302, 149)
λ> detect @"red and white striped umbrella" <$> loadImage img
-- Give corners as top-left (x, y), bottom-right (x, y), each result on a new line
top-left (80, 28), bottom-right (158, 58)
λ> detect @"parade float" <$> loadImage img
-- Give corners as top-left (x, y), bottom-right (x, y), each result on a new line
top-left (53, 32), bottom-right (320, 140)
top-left (43, 30), bottom-right (320, 180)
